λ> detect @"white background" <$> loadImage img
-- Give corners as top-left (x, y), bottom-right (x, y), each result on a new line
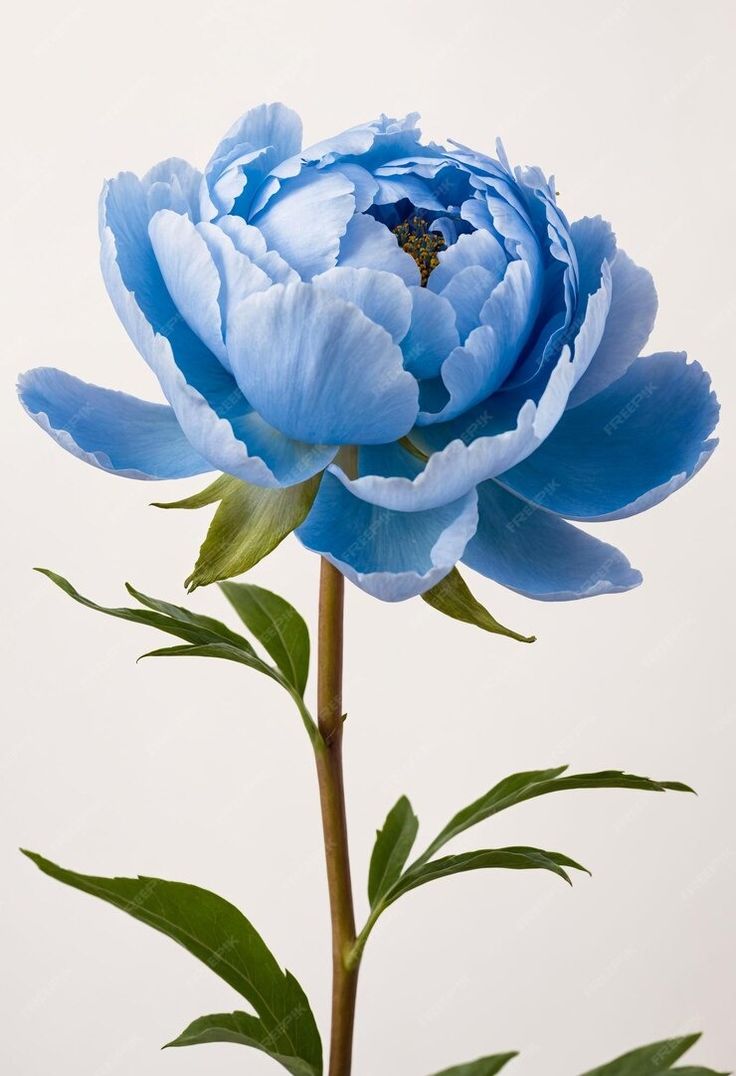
top-left (1, 1), bottom-right (734, 1073)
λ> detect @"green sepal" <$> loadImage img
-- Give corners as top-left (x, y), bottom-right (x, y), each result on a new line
top-left (367, 796), bottom-right (419, 907)
top-left (580, 1032), bottom-right (729, 1075)
top-left (429, 1054), bottom-right (518, 1076)
top-left (421, 568), bottom-right (535, 644)
top-left (220, 581), bottom-right (310, 696)
top-left (153, 473), bottom-right (320, 591)
top-left (22, 851), bottom-right (323, 1076)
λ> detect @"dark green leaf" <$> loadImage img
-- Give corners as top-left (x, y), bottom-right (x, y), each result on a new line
top-left (421, 568), bottom-right (535, 644)
top-left (385, 847), bottom-right (587, 905)
top-left (154, 473), bottom-right (320, 591)
top-left (22, 851), bottom-right (322, 1076)
top-left (35, 569), bottom-right (251, 651)
top-left (415, 766), bottom-right (693, 867)
top-left (368, 796), bottom-right (419, 907)
top-left (166, 1012), bottom-right (320, 1076)
top-left (220, 582), bottom-right (310, 696)
top-left (580, 1033), bottom-right (728, 1075)
top-left (429, 1054), bottom-right (518, 1076)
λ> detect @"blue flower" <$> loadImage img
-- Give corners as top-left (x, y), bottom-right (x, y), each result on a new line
top-left (19, 103), bottom-right (719, 602)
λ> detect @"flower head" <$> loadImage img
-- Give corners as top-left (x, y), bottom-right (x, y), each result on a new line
top-left (19, 104), bottom-right (719, 601)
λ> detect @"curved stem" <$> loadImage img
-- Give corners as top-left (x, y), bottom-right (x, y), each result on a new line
top-left (314, 559), bottom-right (359, 1076)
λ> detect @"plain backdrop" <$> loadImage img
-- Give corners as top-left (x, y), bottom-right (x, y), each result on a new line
top-left (1, 1), bottom-right (734, 1073)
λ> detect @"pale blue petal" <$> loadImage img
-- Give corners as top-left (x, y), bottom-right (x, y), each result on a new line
top-left (312, 266), bottom-right (412, 342)
top-left (215, 216), bottom-right (300, 284)
top-left (337, 213), bottom-right (420, 285)
top-left (419, 259), bottom-right (540, 424)
top-left (99, 175), bottom-right (333, 487)
top-left (400, 286), bottom-right (459, 379)
top-left (496, 352), bottom-right (719, 520)
top-left (296, 471), bottom-right (478, 601)
top-left (143, 157), bottom-right (202, 220)
top-left (568, 247), bottom-right (658, 407)
top-left (18, 368), bottom-right (212, 479)
top-left (228, 282), bottom-right (419, 445)
top-left (463, 479), bottom-right (642, 600)
top-left (427, 228), bottom-right (507, 294)
top-left (202, 102), bottom-right (303, 219)
top-left (252, 169), bottom-right (355, 279)
top-left (327, 330), bottom-right (595, 512)
top-left (440, 265), bottom-right (501, 342)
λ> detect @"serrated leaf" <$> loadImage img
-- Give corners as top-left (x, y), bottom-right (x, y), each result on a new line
top-left (422, 568), bottom-right (535, 644)
top-left (154, 473), bottom-right (320, 591)
top-left (580, 1033), bottom-right (728, 1075)
top-left (36, 569), bottom-right (251, 651)
top-left (415, 767), bottom-right (693, 867)
top-left (385, 846), bottom-right (587, 905)
top-left (368, 796), bottom-right (419, 907)
top-left (220, 582), bottom-right (310, 696)
top-left (22, 851), bottom-right (322, 1076)
top-left (429, 1054), bottom-right (518, 1076)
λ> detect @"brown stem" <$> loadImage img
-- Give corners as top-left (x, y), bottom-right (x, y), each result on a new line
top-left (314, 558), bottom-right (359, 1076)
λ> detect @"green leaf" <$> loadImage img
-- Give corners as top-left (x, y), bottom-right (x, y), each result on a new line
top-left (421, 568), bottom-right (535, 644)
top-left (165, 1012), bottom-right (319, 1076)
top-left (385, 846), bottom-right (588, 905)
top-left (429, 1054), bottom-right (518, 1076)
top-left (154, 473), bottom-right (320, 591)
top-left (368, 796), bottom-right (419, 907)
top-left (220, 581), bottom-right (310, 696)
top-left (580, 1033), bottom-right (729, 1075)
top-left (22, 851), bottom-right (322, 1076)
top-left (415, 766), bottom-right (693, 867)
top-left (138, 641), bottom-right (283, 683)
top-left (36, 569), bottom-right (252, 651)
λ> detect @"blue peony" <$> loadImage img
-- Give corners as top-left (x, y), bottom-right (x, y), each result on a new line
top-left (19, 103), bottom-right (719, 602)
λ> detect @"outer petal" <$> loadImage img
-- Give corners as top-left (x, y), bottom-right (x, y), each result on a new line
top-left (18, 368), bottom-right (212, 479)
top-left (296, 471), bottom-right (478, 601)
top-left (312, 266), bottom-right (412, 343)
top-left (462, 479), bottom-right (642, 600)
top-left (497, 352), bottom-right (719, 520)
top-left (251, 169), bottom-right (355, 279)
top-left (228, 282), bottom-right (419, 445)
top-left (99, 174), bottom-right (335, 487)
top-left (568, 248), bottom-right (658, 407)
top-left (337, 213), bottom-right (421, 285)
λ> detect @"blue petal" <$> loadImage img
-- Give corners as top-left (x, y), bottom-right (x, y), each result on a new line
top-left (400, 286), bottom-right (459, 379)
top-left (427, 228), bottom-right (507, 294)
top-left (143, 158), bottom-right (203, 220)
top-left (148, 210), bottom-right (272, 367)
top-left (497, 352), bottom-right (719, 520)
top-left (296, 470), bottom-right (478, 601)
top-left (228, 282), bottom-right (419, 445)
top-left (337, 213), bottom-right (420, 285)
top-left (18, 368), bottom-right (212, 479)
top-left (251, 168), bottom-right (355, 279)
top-left (202, 102), bottom-right (303, 219)
top-left (462, 479), bottom-right (642, 600)
top-left (312, 266), bottom-right (412, 343)
top-left (440, 265), bottom-right (502, 342)
top-left (327, 328), bottom-right (597, 512)
top-left (568, 247), bottom-right (658, 407)
top-left (419, 258), bottom-right (541, 424)
top-left (99, 174), bottom-right (334, 487)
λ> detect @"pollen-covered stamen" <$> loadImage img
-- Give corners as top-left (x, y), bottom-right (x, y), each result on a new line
top-left (392, 216), bottom-right (446, 286)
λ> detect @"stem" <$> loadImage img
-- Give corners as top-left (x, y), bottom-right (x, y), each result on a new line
top-left (314, 558), bottom-right (359, 1076)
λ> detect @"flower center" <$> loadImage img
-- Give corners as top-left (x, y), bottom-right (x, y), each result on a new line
top-left (391, 215), bottom-right (446, 286)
